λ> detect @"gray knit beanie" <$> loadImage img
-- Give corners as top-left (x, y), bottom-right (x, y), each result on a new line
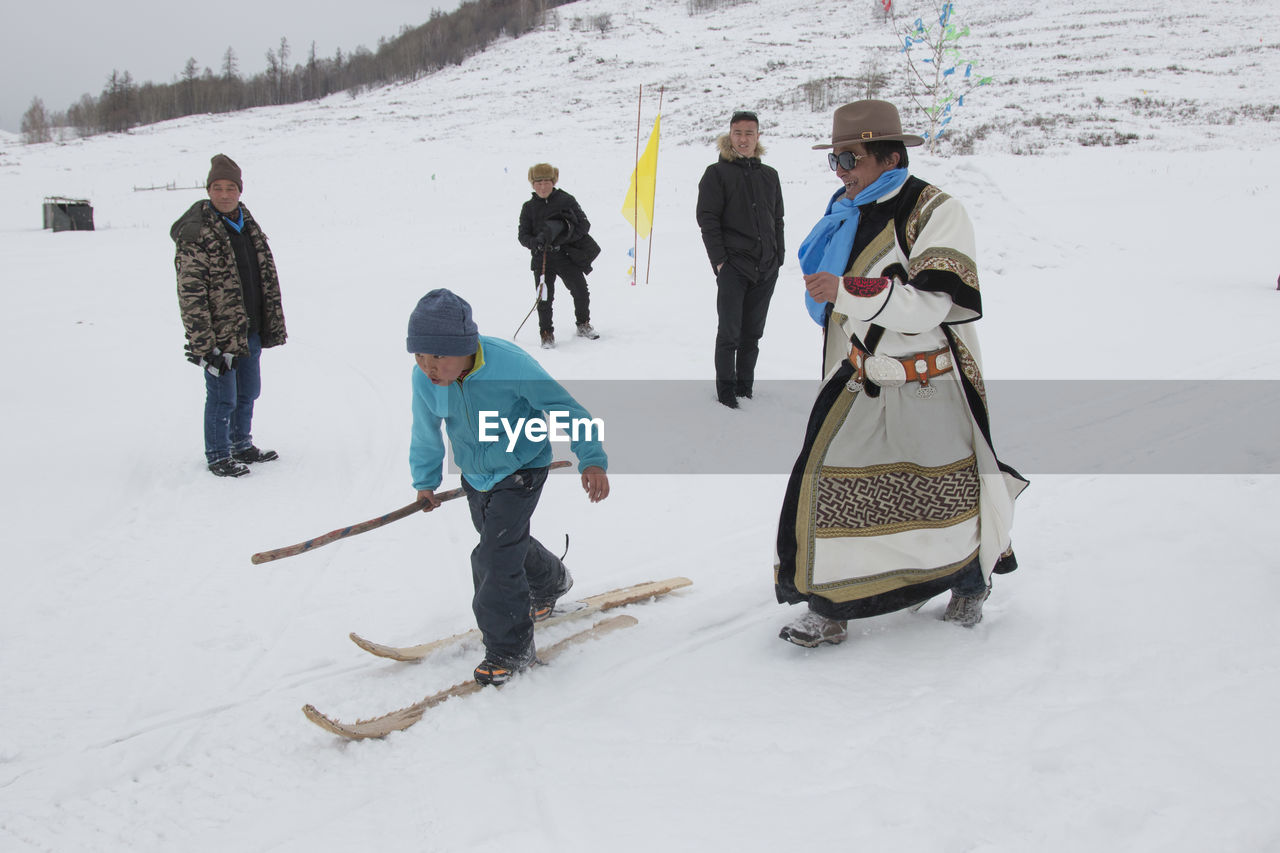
top-left (406, 289), bottom-right (479, 355)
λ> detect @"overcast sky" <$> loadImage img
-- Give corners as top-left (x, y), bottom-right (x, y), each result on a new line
top-left (0, 1), bottom-right (461, 133)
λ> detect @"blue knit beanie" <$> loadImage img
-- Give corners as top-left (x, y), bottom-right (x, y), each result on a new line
top-left (406, 289), bottom-right (479, 355)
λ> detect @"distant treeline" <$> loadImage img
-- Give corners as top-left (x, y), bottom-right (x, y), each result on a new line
top-left (21, 0), bottom-right (572, 143)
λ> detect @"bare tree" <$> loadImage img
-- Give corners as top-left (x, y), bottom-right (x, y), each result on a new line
top-left (21, 97), bottom-right (53, 144)
top-left (221, 46), bottom-right (238, 81)
top-left (264, 48), bottom-right (280, 104)
top-left (181, 57), bottom-right (200, 114)
top-left (65, 93), bottom-right (97, 137)
top-left (99, 70), bottom-right (137, 133)
top-left (305, 41), bottom-right (320, 99)
top-left (278, 36), bottom-right (291, 102)
top-left (887, 0), bottom-right (992, 153)
top-left (218, 47), bottom-right (241, 112)
top-left (854, 54), bottom-right (890, 99)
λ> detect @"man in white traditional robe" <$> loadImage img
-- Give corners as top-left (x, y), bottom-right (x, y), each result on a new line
top-left (774, 100), bottom-right (1027, 648)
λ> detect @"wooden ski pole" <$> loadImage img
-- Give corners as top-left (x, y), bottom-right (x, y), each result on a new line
top-left (251, 460), bottom-right (572, 564)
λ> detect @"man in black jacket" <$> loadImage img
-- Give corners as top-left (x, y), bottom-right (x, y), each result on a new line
top-left (517, 163), bottom-right (601, 349)
top-left (696, 111), bottom-right (785, 408)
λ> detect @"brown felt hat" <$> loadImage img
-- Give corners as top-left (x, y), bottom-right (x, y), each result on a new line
top-left (206, 154), bottom-right (243, 190)
top-left (812, 100), bottom-right (925, 150)
top-left (528, 163), bottom-right (559, 184)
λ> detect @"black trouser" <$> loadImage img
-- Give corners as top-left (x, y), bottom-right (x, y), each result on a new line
top-left (715, 264), bottom-right (777, 396)
top-left (536, 253), bottom-right (591, 334)
top-left (950, 557), bottom-right (989, 596)
top-left (461, 466), bottom-right (566, 663)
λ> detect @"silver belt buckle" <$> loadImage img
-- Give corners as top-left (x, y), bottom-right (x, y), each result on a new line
top-left (863, 354), bottom-right (907, 387)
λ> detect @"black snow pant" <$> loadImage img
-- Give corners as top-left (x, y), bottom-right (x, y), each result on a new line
top-left (715, 264), bottom-right (777, 398)
top-left (462, 465), bottom-right (567, 664)
top-left (536, 253), bottom-right (591, 334)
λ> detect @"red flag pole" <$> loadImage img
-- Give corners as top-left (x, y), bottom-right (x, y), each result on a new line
top-left (644, 86), bottom-right (665, 285)
top-left (633, 84), bottom-right (642, 284)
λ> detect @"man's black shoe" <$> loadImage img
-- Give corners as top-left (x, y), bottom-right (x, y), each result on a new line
top-left (232, 446), bottom-right (279, 463)
top-left (208, 458), bottom-right (250, 478)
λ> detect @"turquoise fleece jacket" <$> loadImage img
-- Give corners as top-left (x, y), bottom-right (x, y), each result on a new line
top-left (410, 336), bottom-right (608, 492)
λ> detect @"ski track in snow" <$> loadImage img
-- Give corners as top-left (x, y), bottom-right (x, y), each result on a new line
top-left (2, 0), bottom-right (1279, 849)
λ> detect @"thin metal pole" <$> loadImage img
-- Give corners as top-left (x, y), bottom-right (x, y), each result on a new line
top-left (633, 84), bottom-right (642, 281)
top-left (515, 249), bottom-right (549, 338)
top-left (644, 86), bottom-right (665, 285)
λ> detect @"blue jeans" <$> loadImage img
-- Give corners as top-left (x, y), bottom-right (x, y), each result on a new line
top-left (462, 466), bottom-right (567, 663)
top-left (203, 332), bottom-right (262, 463)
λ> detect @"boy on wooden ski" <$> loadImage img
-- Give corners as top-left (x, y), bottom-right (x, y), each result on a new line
top-left (407, 289), bottom-right (610, 685)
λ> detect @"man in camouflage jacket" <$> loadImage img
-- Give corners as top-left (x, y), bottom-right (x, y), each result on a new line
top-left (171, 154), bottom-right (287, 477)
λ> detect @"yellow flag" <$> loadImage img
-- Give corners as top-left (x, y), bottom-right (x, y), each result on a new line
top-left (622, 115), bottom-right (661, 239)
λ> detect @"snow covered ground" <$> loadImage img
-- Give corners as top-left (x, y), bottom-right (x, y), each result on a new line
top-left (1, 0), bottom-right (1277, 849)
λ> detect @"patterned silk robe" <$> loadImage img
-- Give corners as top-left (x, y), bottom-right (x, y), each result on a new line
top-left (775, 176), bottom-right (1027, 620)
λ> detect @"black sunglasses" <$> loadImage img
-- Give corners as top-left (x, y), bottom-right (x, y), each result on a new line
top-left (828, 151), bottom-right (867, 171)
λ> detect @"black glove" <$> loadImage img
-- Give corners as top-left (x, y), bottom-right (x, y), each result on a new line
top-left (185, 343), bottom-right (235, 376)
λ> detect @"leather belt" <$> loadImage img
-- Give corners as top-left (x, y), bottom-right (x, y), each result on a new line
top-left (849, 345), bottom-right (953, 399)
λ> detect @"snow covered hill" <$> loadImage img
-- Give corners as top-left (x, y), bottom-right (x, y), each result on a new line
top-left (1, 0), bottom-right (1278, 850)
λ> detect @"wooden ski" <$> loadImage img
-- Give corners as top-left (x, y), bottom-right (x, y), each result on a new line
top-left (303, 614), bottom-right (638, 740)
top-left (349, 576), bottom-right (692, 662)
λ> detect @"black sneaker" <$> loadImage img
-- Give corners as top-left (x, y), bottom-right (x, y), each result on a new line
top-left (208, 458), bottom-right (250, 478)
top-left (531, 566), bottom-right (574, 622)
top-left (474, 646), bottom-right (536, 686)
top-left (232, 446), bottom-right (279, 463)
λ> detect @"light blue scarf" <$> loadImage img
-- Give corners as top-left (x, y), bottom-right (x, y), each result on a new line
top-left (220, 206), bottom-right (245, 233)
top-left (798, 168), bottom-right (909, 325)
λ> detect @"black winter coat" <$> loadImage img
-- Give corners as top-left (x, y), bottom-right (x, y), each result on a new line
top-left (518, 188), bottom-right (602, 274)
top-left (695, 136), bottom-right (785, 281)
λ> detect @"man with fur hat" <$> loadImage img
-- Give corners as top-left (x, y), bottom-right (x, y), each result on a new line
top-left (696, 110), bottom-right (785, 408)
top-left (407, 288), bottom-right (610, 685)
top-left (517, 163), bottom-right (602, 349)
top-left (774, 100), bottom-right (1027, 647)
top-left (171, 154), bottom-right (287, 478)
